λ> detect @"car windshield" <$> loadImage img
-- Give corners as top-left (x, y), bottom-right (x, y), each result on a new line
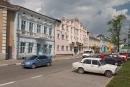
top-left (27, 55), bottom-right (37, 60)
top-left (100, 60), bottom-right (106, 65)
top-left (84, 51), bottom-right (92, 53)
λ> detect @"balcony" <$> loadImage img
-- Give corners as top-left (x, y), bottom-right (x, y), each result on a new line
top-left (17, 30), bottom-right (54, 41)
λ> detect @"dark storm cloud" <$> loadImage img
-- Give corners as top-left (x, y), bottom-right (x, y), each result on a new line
top-left (10, 0), bottom-right (130, 34)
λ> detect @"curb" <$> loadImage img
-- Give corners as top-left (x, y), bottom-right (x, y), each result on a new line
top-left (0, 56), bottom-right (81, 67)
top-left (0, 64), bottom-right (8, 67)
top-left (0, 63), bottom-right (22, 67)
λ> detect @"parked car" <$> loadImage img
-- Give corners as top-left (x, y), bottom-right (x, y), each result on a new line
top-left (93, 54), bottom-right (123, 66)
top-left (104, 56), bottom-right (122, 66)
top-left (22, 55), bottom-right (52, 69)
top-left (110, 53), bottom-right (128, 61)
top-left (82, 49), bottom-right (94, 58)
top-left (119, 52), bottom-right (128, 61)
top-left (72, 58), bottom-right (119, 77)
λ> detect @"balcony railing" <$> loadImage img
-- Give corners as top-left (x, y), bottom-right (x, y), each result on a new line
top-left (17, 30), bottom-right (54, 41)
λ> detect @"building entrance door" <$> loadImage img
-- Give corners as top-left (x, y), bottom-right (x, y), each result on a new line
top-left (37, 44), bottom-right (42, 55)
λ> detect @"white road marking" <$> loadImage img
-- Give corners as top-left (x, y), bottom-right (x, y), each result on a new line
top-left (0, 64), bottom-right (8, 67)
top-left (0, 81), bottom-right (16, 87)
top-left (31, 75), bottom-right (43, 79)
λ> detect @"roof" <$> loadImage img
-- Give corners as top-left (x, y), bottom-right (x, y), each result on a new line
top-left (89, 36), bottom-right (100, 41)
top-left (0, 1), bottom-right (61, 23)
top-left (82, 58), bottom-right (101, 61)
top-left (17, 5), bottom-right (61, 23)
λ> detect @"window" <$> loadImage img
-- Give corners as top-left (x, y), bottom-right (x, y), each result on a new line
top-left (57, 34), bottom-right (60, 39)
top-left (66, 26), bottom-right (68, 31)
top-left (49, 27), bottom-right (52, 35)
top-left (37, 24), bottom-right (41, 33)
top-left (70, 46), bottom-right (72, 51)
top-left (92, 60), bottom-right (98, 65)
top-left (66, 35), bottom-right (68, 40)
top-left (62, 24), bottom-right (64, 30)
top-left (61, 46), bottom-right (64, 51)
top-left (43, 45), bottom-right (47, 53)
top-left (44, 26), bottom-right (47, 34)
top-left (20, 42), bottom-right (26, 53)
top-left (57, 45), bottom-right (59, 51)
top-left (38, 55), bottom-right (48, 59)
top-left (62, 35), bottom-right (64, 40)
top-left (29, 22), bottom-right (33, 33)
top-left (66, 46), bottom-right (68, 51)
top-left (28, 43), bottom-right (33, 53)
top-left (84, 59), bottom-right (91, 64)
top-left (49, 45), bottom-right (52, 54)
top-left (21, 20), bottom-right (26, 30)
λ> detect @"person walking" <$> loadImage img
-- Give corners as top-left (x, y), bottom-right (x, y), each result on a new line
top-left (100, 52), bottom-right (104, 60)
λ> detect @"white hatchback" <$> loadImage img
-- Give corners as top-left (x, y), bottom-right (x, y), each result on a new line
top-left (72, 58), bottom-right (119, 77)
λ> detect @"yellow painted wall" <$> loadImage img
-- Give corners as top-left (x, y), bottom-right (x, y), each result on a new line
top-left (6, 10), bottom-right (15, 59)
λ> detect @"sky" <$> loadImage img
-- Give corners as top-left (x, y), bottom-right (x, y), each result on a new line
top-left (10, 0), bottom-right (130, 35)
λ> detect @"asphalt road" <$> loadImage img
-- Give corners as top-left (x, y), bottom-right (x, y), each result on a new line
top-left (0, 58), bottom-right (111, 87)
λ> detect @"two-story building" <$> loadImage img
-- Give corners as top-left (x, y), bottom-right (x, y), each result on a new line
top-left (89, 35), bottom-right (100, 53)
top-left (0, 0), bottom-right (60, 60)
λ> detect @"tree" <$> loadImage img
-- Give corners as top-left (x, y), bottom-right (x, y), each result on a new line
top-left (108, 15), bottom-right (126, 52)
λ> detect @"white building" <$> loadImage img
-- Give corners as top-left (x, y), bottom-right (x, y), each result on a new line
top-left (0, 1), bottom-right (60, 59)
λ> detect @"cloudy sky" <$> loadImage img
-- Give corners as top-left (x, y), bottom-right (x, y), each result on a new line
top-left (10, 0), bottom-right (130, 35)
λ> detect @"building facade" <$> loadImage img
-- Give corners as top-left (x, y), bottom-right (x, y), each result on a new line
top-left (0, 4), bottom-right (7, 59)
top-left (0, 1), bottom-right (60, 60)
top-left (55, 17), bottom-right (89, 56)
top-left (89, 36), bottom-right (100, 53)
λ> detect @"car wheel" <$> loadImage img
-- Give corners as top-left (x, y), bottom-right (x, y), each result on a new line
top-left (31, 64), bottom-right (36, 69)
top-left (77, 67), bottom-right (84, 74)
top-left (105, 70), bottom-right (112, 78)
top-left (47, 62), bottom-right (52, 66)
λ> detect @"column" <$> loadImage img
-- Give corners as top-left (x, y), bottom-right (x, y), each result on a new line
top-left (1, 8), bottom-right (7, 59)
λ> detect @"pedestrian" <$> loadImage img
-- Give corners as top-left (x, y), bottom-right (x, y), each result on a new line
top-left (100, 52), bottom-right (104, 60)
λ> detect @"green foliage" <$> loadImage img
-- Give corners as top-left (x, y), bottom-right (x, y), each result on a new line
top-left (108, 15), bottom-right (126, 52)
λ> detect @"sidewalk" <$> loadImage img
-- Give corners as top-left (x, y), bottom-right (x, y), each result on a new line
top-left (0, 54), bottom-right (82, 67)
top-left (0, 59), bottom-right (22, 67)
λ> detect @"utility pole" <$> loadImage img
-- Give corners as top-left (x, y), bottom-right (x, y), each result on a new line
top-left (128, 28), bottom-right (130, 47)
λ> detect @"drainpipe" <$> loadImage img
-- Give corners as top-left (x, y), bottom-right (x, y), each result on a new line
top-left (17, 13), bottom-right (20, 59)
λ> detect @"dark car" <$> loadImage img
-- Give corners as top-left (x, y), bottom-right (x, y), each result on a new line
top-left (92, 54), bottom-right (123, 66)
top-left (22, 55), bottom-right (52, 69)
top-left (104, 56), bottom-right (122, 66)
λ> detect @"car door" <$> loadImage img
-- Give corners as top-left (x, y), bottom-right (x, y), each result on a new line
top-left (37, 56), bottom-right (47, 66)
top-left (106, 58), bottom-right (115, 65)
top-left (90, 60), bottom-right (102, 73)
top-left (82, 59), bottom-right (92, 72)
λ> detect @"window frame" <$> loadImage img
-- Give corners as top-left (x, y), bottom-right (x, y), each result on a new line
top-left (21, 20), bottom-right (26, 31)
top-left (20, 42), bottom-right (26, 53)
top-left (61, 45), bottom-right (64, 51)
top-left (28, 43), bottom-right (33, 53)
top-left (29, 22), bottom-right (33, 33)
top-left (83, 59), bottom-right (91, 64)
top-left (44, 26), bottom-right (47, 34)
top-left (92, 60), bottom-right (98, 65)
top-left (37, 24), bottom-right (41, 33)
